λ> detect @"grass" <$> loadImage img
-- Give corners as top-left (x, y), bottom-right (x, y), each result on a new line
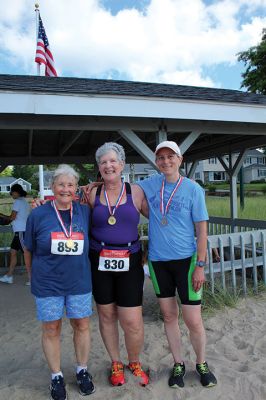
top-left (206, 195), bottom-right (266, 220)
top-left (201, 279), bottom-right (266, 318)
top-left (206, 183), bottom-right (266, 191)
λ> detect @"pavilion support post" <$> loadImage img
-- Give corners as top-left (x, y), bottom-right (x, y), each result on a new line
top-left (219, 150), bottom-right (247, 232)
top-left (118, 128), bottom-right (158, 170)
top-left (187, 161), bottom-right (199, 178)
top-left (156, 126), bottom-right (167, 144)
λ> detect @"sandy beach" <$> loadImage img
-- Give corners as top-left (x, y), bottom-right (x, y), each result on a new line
top-left (0, 271), bottom-right (266, 400)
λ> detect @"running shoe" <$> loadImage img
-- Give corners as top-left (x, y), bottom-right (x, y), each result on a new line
top-left (76, 369), bottom-right (95, 395)
top-left (196, 361), bottom-right (217, 387)
top-left (128, 361), bottom-right (149, 386)
top-left (109, 361), bottom-right (125, 386)
top-left (49, 375), bottom-right (67, 400)
top-left (0, 274), bottom-right (13, 284)
top-left (168, 362), bottom-right (186, 388)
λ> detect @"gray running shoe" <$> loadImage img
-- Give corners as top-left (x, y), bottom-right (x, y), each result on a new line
top-left (168, 362), bottom-right (185, 388)
top-left (196, 361), bottom-right (217, 387)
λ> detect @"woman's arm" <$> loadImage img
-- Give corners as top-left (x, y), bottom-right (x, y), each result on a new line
top-left (0, 210), bottom-right (17, 222)
top-left (131, 184), bottom-right (149, 218)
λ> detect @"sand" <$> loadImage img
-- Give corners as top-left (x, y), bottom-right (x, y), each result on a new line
top-left (0, 271), bottom-right (266, 400)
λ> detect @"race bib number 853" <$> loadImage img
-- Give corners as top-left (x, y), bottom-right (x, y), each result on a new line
top-left (51, 232), bottom-right (84, 255)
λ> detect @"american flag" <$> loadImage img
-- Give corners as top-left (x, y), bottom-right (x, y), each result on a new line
top-left (35, 15), bottom-right (57, 77)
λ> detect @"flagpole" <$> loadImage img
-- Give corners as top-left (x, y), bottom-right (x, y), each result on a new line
top-left (35, 3), bottom-right (40, 76)
top-left (35, 3), bottom-right (44, 199)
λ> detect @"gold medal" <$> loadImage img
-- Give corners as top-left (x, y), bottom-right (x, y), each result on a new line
top-left (108, 216), bottom-right (117, 225)
top-left (66, 239), bottom-right (74, 249)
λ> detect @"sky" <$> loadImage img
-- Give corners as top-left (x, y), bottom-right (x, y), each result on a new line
top-left (0, 0), bottom-right (265, 90)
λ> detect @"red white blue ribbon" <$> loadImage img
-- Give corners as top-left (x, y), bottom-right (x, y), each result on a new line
top-left (104, 182), bottom-right (126, 217)
top-left (160, 176), bottom-right (183, 218)
top-left (52, 200), bottom-right (73, 239)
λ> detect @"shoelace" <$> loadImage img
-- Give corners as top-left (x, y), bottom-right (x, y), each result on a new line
top-left (111, 362), bottom-right (124, 376)
top-left (173, 364), bottom-right (184, 376)
top-left (197, 363), bottom-right (209, 374)
top-left (128, 362), bottom-right (143, 377)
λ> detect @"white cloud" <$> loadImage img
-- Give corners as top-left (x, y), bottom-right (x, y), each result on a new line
top-left (0, 0), bottom-right (265, 87)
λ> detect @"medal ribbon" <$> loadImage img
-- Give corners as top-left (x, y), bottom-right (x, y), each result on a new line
top-left (104, 182), bottom-right (126, 217)
top-left (52, 200), bottom-right (73, 239)
top-left (160, 176), bottom-right (183, 218)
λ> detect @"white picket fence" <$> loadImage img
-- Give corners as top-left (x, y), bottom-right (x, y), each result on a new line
top-left (1, 224), bottom-right (266, 294)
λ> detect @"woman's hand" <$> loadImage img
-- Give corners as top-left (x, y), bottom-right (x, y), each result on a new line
top-left (79, 182), bottom-right (101, 204)
top-left (31, 198), bottom-right (47, 209)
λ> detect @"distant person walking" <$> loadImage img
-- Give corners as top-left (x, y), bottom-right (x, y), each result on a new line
top-left (0, 184), bottom-right (31, 285)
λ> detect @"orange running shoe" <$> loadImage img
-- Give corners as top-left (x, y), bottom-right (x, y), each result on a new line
top-left (109, 361), bottom-right (125, 386)
top-left (128, 362), bottom-right (149, 386)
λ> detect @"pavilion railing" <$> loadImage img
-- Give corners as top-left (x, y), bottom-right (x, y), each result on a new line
top-left (139, 218), bottom-right (266, 295)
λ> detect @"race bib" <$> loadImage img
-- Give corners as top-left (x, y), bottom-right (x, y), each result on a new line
top-left (98, 249), bottom-right (130, 272)
top-left (51, 232), bottom-right (84, 255)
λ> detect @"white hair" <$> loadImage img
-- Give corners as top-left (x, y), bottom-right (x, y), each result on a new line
top-left (51, 164), bottom-right (79, 186)
top-left (95, 142), bottom-right (126, 164)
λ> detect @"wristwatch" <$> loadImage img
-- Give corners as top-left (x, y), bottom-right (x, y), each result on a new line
top-left (196, 260), bottom-right (206, 268)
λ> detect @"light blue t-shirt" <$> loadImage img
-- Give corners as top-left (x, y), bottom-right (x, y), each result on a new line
top-left (137, 175), bottom-right (208, 261)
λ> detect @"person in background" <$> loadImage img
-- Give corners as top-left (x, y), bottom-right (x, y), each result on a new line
top-left (137, 141), bottom-right (217, 389)
top-left (24, 164), bottom-right (95, 400)
top-left (0, 184), bottom-right (31, 285)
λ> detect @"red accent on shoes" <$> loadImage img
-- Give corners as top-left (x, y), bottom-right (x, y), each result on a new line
top-left (109, 361), bottom-right (125, 386)
top-left (128, 362), bottom-right (149, 386)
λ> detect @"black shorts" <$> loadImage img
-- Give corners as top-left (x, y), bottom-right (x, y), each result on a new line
top-left (89, 249), bottom-right (144, 307)
top-left (148, 255), bottom-right (202, 305)
top-left (10, 232), bottom-right (25, 252)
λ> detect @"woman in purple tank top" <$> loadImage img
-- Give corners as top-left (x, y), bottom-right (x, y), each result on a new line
top-left (85, 142), bottom-right (150, 387)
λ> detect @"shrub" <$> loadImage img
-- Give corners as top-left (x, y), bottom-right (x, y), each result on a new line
top-left (207, 185), bottom-right (216, 193)
top-left (250, 179), bottom-right (266, 183)
top-left (195, 179), bottom-right (204, 187)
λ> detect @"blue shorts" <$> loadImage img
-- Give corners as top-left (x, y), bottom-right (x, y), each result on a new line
top-left (35, 292), bottom-right (92, 322)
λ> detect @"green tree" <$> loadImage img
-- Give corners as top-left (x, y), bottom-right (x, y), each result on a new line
top-left (237, 29), bottom-right (266, 94)
top-left (13, 165), bottom-right (39, 189)
top-left (0, 166), bottom-right (13, 177)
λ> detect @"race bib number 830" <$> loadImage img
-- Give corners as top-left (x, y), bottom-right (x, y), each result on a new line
top-left (51, 232), bottom-right (84, 255)
top-left (98, 249), bottom-right (130, 272)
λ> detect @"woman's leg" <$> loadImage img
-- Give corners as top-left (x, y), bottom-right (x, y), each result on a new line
top-left (97, 303), bottom-right (120, 361)
top-left (70, 317), bottom-right (91, 367)
top-left (42, 319), bottom-right (62, 373)
top-left (158, 297), bottom-right (183, 363)
top-left (7, 249), bottom-right (17, 276)
top-left (118, 305), bottom-right (144, 362)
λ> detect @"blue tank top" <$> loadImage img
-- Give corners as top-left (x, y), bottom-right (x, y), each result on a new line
top-left (90, 182), bottom-right (140, 253)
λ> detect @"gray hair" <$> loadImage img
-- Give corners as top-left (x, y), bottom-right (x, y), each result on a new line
top-left (51, 164), bottom-right (79, 186)
top-left (95, 142), bottom-right (126, 165)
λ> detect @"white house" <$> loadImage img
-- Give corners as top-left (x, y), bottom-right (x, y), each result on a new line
top-left (0, 177), bottom-right (32, 193)
top-left (122, 163), bottom-right (157, 182)
top-left (190, 149), bottom-right (266, 184)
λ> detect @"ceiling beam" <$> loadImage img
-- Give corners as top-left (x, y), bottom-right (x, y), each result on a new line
top-left (60, 130), bottom-right (84, 156)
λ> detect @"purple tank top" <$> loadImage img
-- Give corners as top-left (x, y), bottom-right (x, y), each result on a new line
top-left (90, 183), bottom-right (140, 253)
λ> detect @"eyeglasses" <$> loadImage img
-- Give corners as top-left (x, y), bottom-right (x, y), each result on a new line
top-left (156, 154), bottom-right (178, 162)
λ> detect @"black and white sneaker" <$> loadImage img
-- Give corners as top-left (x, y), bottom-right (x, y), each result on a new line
top-left (168, 362), bottom-right (186, 388)
top-left (50, 375), bottom-right (67, 400)
top-left (76, 369), bottom-right (95, 396)
top-left (196, 362), bottom-right (217, 387)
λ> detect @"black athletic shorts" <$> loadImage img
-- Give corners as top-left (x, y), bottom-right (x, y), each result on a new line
top-left (11, 232), bottom-right (25, 252)
top-left (148, 254), bottom-right (202, 305)
top-left (89, 249), bottom-right (144, 307)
